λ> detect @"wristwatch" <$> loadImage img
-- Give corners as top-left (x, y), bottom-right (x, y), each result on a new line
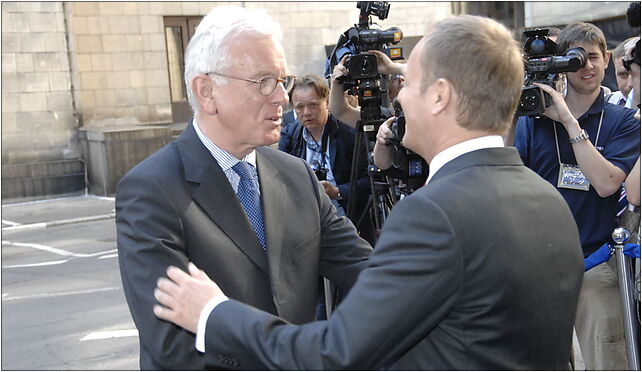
top-left (569, 129), bottom-right (589, 144)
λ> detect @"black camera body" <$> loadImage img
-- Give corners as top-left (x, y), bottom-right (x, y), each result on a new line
top-left (329, 1), bottom-right (403, 140)
top-left (314, 168), bottom-right (328, 181)
top-left (517, 29), bottom-right (588, 116)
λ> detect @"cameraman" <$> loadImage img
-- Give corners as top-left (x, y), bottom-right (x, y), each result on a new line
top-left (329, 51), bottom-right (405, 171)
top-left (513, 22), bottom-right (640, 370)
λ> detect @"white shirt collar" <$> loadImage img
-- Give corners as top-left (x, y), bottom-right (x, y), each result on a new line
top-left (192, 118), bottom-right (257, 170)
top-left (425, 135), bottom-right (504, 185)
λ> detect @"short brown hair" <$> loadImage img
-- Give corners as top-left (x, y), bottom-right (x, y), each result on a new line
top-left (420, 15), bottom-right (523, 134)
top-left (290, 73), bottom-right (329, 102)
top-left (556, 22), bottom-right (608, 58)
top-left (612, 37), bottom-right (636, 59)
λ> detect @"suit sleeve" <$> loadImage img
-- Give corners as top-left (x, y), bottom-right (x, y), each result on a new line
top-left (203, 195), bottom-right (463, 370)
top-left (116, 171), bottom-right (207, 370)
top-left (303, 160), bottom-right (373, 290)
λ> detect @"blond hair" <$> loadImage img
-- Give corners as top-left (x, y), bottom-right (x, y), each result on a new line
top-left (420, 15), bottom-right (524, 133)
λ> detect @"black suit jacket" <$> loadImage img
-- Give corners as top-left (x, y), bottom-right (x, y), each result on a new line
top-left (116, 121), bottom-right (372, 370)
top-left (278, 113), bottom-right (370, 212)
top-left (202, 147), bottom-right (584, 370)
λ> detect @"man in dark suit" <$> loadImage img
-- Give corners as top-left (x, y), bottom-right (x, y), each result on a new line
top-left (116, 6), bottom-right (372, 370)
top-left (153, 15), bottom-right (584, 369)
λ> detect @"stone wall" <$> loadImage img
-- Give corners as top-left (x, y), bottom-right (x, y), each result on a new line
top-left (2, 1), bottom-right (75, 165)
top-left (524, 1), bottom-right (630, 27)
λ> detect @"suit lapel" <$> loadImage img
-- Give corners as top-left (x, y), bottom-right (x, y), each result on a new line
top-left (177, 122), bottom-right (268, 274)
top-left (255, 147), bottom-right (288, 283)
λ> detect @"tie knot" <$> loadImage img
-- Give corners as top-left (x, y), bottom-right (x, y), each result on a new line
top-left (232, 161), bottom-right (255, 180)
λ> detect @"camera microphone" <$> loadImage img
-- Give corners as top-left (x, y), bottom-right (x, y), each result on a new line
top-left (626, 2), bottom-right (640, 28)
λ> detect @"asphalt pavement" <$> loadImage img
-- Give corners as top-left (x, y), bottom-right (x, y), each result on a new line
top-left (2, 195), bottom-right (138, 370)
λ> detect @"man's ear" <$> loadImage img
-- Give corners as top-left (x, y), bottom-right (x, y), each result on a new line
top-left (431, 78), bottom-right (451, 116)
top-left (192, 74), bottom-right (218, 115)
top-left (603, 50), bottom-right (611, 70)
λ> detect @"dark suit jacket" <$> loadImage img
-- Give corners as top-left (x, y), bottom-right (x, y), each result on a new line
top-left (202, 147), bottom-right (584, 370)
top-left (116, 121), bottom-right (372, 370)
top-left (278, 113), bottom-right (370, 213)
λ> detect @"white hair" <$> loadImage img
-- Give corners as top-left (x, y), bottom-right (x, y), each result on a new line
top-left (184, 6), bottom-right (283, 112)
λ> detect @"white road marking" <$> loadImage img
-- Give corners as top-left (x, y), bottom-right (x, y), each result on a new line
top-left (3, 259), bottom-right (69, 268)
top-left (1, 219), bottom-right (21, 226)
top-left (98, 253), bottom-right (118, 259)
top-left (81, 329), bottom-right (138, 341)
top-left (1, 213), bottom-right (115, 232)
top-left (1, 241), bottom-right (116, 258)
top-left (2, 287), bottom-right (119, 301)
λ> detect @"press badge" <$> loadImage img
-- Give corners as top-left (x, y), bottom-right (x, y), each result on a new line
top-left (558, 163), bottom-right (590, 191)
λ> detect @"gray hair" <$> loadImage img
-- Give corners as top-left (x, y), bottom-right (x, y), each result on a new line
top-left (184, 6), bottom-right (283, 112)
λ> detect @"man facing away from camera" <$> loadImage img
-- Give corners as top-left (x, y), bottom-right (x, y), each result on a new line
top-left (153, 15), bottom-right (584, 370)
top-left (115, 6), bottom-right (372, 370)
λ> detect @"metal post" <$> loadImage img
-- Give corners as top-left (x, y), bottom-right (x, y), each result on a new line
top-left (612, 227), bottom-right (641, 370)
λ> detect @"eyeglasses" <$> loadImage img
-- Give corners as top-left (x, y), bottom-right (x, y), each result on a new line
top-left (205, 72), bottom-right (296, 96)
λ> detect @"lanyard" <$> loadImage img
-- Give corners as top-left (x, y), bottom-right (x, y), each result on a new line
top-left (553, 109), bottom-right (604, 166)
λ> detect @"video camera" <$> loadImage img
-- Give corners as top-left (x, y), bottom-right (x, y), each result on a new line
top-left (385, 100), bottom-right (428, 192)
top-left (622, 2), bottom-right (640, 73)
top-left (517, 29), bottom-right (588, 116)
top-left (327, 1), bottom-right (403, 140)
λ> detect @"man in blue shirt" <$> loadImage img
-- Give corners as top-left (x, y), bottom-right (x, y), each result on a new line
top-left (514, 22), bottom-right (640, 370)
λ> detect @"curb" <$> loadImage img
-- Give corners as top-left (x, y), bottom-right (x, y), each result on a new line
top-left (2, 213), bottom-right (116, 232)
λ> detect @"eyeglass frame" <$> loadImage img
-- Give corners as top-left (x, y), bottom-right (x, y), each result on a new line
top-left (205, 71), bottom-right (296, 96)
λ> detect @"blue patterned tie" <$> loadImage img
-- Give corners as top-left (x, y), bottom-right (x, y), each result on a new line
top-left (232, 161), bottom-right (267, 251)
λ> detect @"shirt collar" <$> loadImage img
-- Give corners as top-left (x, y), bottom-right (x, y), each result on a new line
top-left (425, 135), bottom-right (504, 185)
top-left (192, 118), bottom-right (256, 171)
top-left (578, 87), bottom-right (606, 120)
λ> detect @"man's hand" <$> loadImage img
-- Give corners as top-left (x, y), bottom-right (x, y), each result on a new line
top-left (376, 116), bottom-right (395, 146)
top-left (368, 50), bottom-right (406, 76)
top-left (534, 83), bottom-right (580, 133)
top-left (320, 180), bottom-right (340, 199)
top-left (331, 55), bottom-right (349, 82)
top-left (153, 263), bottom-right (222, 333)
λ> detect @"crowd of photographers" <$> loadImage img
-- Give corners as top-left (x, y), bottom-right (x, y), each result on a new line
top-left (278, 5), bottom-right (641, 370)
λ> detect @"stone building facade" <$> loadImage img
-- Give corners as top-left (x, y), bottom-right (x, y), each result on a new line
top-left (1, 1), bottom-right (631, 201)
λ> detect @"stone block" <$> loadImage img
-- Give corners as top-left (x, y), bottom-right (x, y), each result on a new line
top-left (145, 69), bottom-right (169, 87)
top-left (107, 71), bottom-right (131, 89)
top-left (41, 2), bottom-right (63, 12)
top-left (3, 33), bottom-right (21, 53)
top-left (149, 33), bottom-right (165, 51)
top-left (76, 54), bottom-right (92, 72)
top-left (102, 34), bottom-right (128, 53)
top-left (73, 2), bottom-right (98, 16)
top-left (120, 2), bottom-right (139, 15)
top-left (90, 53), bottom-right (112, 71)
top-left (79, 90), bottom-right (95, 109)
top-left (151, 103), bottom-right (173, 123)
top-left (20, 92), bottom-right (47, 112)
top-left (2, 112), bottom-right (18, 133)
top-left (139, 15), bottom-right (160, 34)
top-left (17, 2), bottom-right (42, 12)
top-left (73, 16), bottom-right (89, 35)
top-left (147, 86), bottom-right (170, 105)
top-left (133, 88), bottom-right (148, 104)
top-left (85, 16), bottom-right (110, 35)
top-left (34, 52), bottom-right (63, 72)
top-left (76, 35), bottom-right (103, 53)
top-left (43, 33), bottom-right (67, 53)
top-left (163, 2), bottom-right (183, 15)
top-left (114, 88), bottom-right (136, 107)
top-left (2, 53), bottom-right (16, 73)
top-left (126, 34), bottom-right (146, 51)
top-left (129, 70), bottom-right (146, 88)
top-left (143, 51), bottom-right (165, 69)
top-left (2, 93), bottom-right (20, 113)
top-left (28, 12), bottom-right (57, 33)
top-left (182, 2), bottom-right (200, 15)
top-left (2, 72), bottom-right (22, 93)
top-left (49, 71), bottom-right (71, 91)
top-left (1, 2), bottom-right (19, 12)
top-left (16, 112), bottom-right (53, 134)
top-left (24, 72), bottom-right (50, 92)
top-left (98, 2), bottom-right (126, 15)
top-left (94, 90), bottom-right (117, 107)
top-left (108, 15), bottom-right (140, 34)
top-left (2, 7), bottom-right (11, 33)
top-left (49, 111), bottom-right (75, 131)
top-left (148, 2), bottom-right (165, 15)
top-left (47, 91), bottom-right (73, 111)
